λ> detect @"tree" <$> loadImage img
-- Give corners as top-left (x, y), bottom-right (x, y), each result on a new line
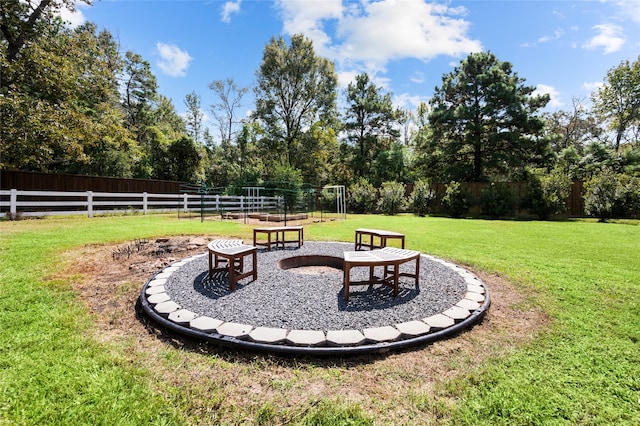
top-left (254, 34), bottom-right (337, 168)
top-left (209, 78), bottom-right (248, 146)
top-left (0, 0), bottom-right (89, 64)
top-left (343, 73), bottom-right (400, 180)
top-left (378, 181), bottom-right (406, 215)
top-left (121, 51), bottom-right (158, 139)
top-left (154, 95), bottom-right (187, 140)
top-left (592, 56), bottom-right (640, 151)
top-left (374, 142), bottom-right (409, 184)
top-left (184, 91), bottom-right (204, 144)
top-left (165, 136), bottom-right (202, 183)
top-left (427, 51), bottom-right (551, 182)
top-left (522, 168), bottom-right (571, 220)
top-left (0, 19), bottom-right (135, 174)
top-left (543, 97), bottom-right (603, 155)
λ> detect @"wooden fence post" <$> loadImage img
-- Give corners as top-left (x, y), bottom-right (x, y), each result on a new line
top-left (183, 193), bottom-right (188, 212)
top-left (143, 192), bottom-right (148, 215)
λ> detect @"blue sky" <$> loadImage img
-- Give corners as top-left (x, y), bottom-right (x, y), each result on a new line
top-left (65, 0), bottom-right (640, 124)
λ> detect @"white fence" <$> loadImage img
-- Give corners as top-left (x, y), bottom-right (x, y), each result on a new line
top-left (0, 189), bottom-right (282, 218)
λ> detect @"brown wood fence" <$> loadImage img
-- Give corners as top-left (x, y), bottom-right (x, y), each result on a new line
top-left (414, 180), bottom-right (585, 217)
top-left (1, 170), bottom-right (587, 217)
top-left (1, 170), bottom-right (184, 193)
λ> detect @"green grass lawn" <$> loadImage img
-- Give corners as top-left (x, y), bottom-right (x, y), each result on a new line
top-left (1, 214), bottom-right (639, 424)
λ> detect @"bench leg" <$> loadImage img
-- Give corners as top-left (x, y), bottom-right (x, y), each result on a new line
top-left (252, 250), bottom-right (257, 281)
top-left (343, 264), bottom-right (351, 301)
top-left (208, 250), bottom-right (213, 279)
top-left (228, 256), bottom-right (237, 291)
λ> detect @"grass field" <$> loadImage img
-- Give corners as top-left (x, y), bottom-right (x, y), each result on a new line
top-left (1, 214), bottom-right (639, 424)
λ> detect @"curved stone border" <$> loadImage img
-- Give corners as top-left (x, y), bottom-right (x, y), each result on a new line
top-left (139, 250), bottom-right (491, 356)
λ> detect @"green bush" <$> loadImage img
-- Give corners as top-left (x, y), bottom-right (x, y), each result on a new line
top-left (522, 170), bottom-right (572, 220)
top-left (319, 187), bottom-right (337, 211)
top-left (480, 182), bottom-right (516, 219)
top-left (586, 172), bottom-right (640, 220)
top-left (347, 178), bottom-right (378, 214)
top-left (377, 181), bottom-right (406, 215)
top-left (270, 164), bottom-right (303, 212)
top-left (584, 170), bottom-right (618, 222)
top-left (442, 181), bottom-right (473, 218)
top-left (613, 174), bottom-right (640, 219)
top-left (410, 179), bottom-right (436, 217)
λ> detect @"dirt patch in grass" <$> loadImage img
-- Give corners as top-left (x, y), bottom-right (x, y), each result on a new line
top-left (60, 237), bottom-right (550, 424)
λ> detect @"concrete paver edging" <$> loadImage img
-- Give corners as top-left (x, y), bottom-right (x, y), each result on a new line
top-left (139, 247), bottom-right (491, 356)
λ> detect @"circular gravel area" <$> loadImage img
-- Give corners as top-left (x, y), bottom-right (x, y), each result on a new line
top-left (166, 242), bottom-right (466, 330)
top-left (140, 241), bottom-right (490, 355)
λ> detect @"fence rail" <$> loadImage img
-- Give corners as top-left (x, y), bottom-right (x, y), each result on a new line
top-left (0, 189), bottom-right (282, 218)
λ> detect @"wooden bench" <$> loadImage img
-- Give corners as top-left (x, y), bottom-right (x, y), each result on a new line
top-left (342, 247), bottom-right (420, 301)
top-left (253, 226), bottom-right (304, 251)
top-left (207, 239), bottom-right (257, 291)
top-left (354, 228), bottom-right (405, 250)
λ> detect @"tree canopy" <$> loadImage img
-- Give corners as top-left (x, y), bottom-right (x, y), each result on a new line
top-left (592, 56), bottom-right (640, 152)
top-left (343, 73), bottom-right (400, 182)
top-left (2, 2), bottom-right (639, 196)
top-left (254, 34), bottom-right (338, 170)
top-left (424, 51), bottom-right (551, 182)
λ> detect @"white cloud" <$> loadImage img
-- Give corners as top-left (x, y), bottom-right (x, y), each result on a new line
top-left (535, 84), bottom-right (563, 109)
top-left (337, 70), bottom-right (360, 89)
top-left (59, 1), bottom-right (86, 28)
top-left (393, 93), bottom-right (427, 111)
top-left (156, 42), bottom-right (193, 77)
top-left (276, 0), bottom-right (481, 81)
top-left (583, 81), bottom-right (604, 93)
top-left (410, 71), bottom-right (425, 84)
top-left (538, 29), bottom-right (564, 43)
top-left (582, 24), bottom-right (625, 54)
top-left (613, 0), bottom-right (640, 23)
top-left (337, 1), bottom-right (481, 64)
top-left (221, 1), bottom-right (242, 24)
top-left (277, 0), bottom-right (343, 53)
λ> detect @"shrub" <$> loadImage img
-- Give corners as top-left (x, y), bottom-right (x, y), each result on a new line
top-left (612, 174), bottom-right (640, 219)
top-left (319, 187), bottom-right (337, 211)
top-left (480, 182), bottom-right (516, 219)
top-left (584, 170), bottom-right (618, 222)
top-left (585, 172), bottom-right (640, 220)
top-left (377, 181), bottom-right (406, 215)
top-left (522, 170), bottom-right (572, 220)
top-left (442, 181), bottom-right (472, 218)
top-left (348, 178), bottom-right (378, 214)
top-left (271, 164), bottom-right (303, 212)
top-left (410, 179), bottom-right (436, 217)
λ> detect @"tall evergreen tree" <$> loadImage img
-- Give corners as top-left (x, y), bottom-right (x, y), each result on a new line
top-left (426, 52), bottom-right (551, 181)
top-left (184, 91), bottom-right (204, 144)
top-left (121, 51), bottom-right (158, 140)
top-left (343, 73), bottom-right (400, 181)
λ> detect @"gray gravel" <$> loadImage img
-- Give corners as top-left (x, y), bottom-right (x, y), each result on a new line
top-left (164, 242), bottom-right (467, 331)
